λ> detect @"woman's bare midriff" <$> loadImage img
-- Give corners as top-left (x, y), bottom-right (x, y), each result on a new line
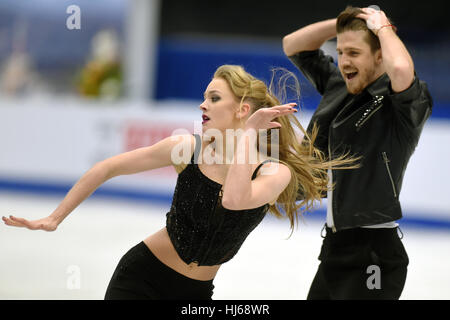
top-left (143, 227), bottom-right (221, 281)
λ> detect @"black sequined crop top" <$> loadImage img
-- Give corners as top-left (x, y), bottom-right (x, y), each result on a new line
top-left (166, 134), bottom-right (271, 266)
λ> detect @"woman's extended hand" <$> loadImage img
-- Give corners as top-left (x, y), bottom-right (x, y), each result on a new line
top-left (2, 215), bottom-right (58, 232)
top-left (244, 103), bottom-right (298, 131)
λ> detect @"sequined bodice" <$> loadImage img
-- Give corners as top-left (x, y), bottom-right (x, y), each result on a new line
top-left (165, 134), bottom-right (270, 266)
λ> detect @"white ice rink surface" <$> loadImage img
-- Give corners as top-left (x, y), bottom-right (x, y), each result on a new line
top-left (1, 191), bottom-right (449, 300)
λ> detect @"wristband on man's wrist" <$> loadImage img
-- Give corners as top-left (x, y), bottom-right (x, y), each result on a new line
top-left (377, 24), bottom-right (397, 34)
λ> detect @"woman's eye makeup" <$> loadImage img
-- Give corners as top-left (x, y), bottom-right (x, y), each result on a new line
top-left (211, 96), bottom-right (220, 102)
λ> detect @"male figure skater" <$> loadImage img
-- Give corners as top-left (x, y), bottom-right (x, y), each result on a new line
top-left (283, 6), bottom-right (432, 299)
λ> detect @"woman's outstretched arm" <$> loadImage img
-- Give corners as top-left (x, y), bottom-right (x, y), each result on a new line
top-left (3, 162), bottom-right (110, 231)
top-left (2, 134), bottom-right (193, 231)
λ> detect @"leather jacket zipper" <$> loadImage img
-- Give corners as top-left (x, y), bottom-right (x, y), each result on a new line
top-left (382, 152), bottom-right (397, 198)
top-left (328, 128), bottom-right (337, 233)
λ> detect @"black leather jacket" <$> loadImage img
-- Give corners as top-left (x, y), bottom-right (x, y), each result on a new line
top-left (289, 50), bottom-right (433, 231)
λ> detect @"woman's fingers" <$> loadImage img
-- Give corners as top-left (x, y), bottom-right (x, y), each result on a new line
top-left (245, 103), bottom-right (298, 130)
top-left (9, 215), bottom-right (27, 223)
top-left (262, 103), bottom-right (298, 127)
top-left (10, 215), bottom-right (35, 228)
top-left (270, 103), bottom-right (298, 116)
top-left (2, 215), bottom-right (26, 228)
top-left (271, 103), bottom-right (298, 111)
top-left (266, 108), bottom-right (297, 128)
top-left (3, 215), bottom-right (47, 230)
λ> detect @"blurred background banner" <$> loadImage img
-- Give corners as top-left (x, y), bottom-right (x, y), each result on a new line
top-left (0, 0), bottom-right (449, 227)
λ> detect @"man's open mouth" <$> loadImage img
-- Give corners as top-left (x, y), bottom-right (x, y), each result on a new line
top-left (346, 72), bottom-right (358, 80)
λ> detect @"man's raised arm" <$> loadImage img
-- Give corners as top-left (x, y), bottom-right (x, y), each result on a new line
top-left (282, 18), bottom-right (337, 56)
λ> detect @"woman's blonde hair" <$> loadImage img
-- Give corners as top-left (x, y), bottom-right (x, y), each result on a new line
top-left (214, 65), bottom-right (359, 234)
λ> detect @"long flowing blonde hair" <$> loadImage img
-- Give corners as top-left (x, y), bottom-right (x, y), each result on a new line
top-left (214, 65), bottom-right (359, 233)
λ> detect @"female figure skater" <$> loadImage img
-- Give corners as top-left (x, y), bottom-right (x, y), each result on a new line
top-left (2, 65), bottom-right (354, 299)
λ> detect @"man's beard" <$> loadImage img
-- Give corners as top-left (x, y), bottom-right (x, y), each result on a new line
top-left (346, 66), bottom-right (377, 95)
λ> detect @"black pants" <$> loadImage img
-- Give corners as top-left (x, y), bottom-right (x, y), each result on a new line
top-left (104, 242), bottom-right (215, 300)
top-left (307, 226), bottom-right (409, 300)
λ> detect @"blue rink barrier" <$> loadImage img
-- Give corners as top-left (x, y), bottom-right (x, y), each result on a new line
top-left (1, 178), bottom-right (449, 231)
top-left (155, 37), bottom-right (450, 119)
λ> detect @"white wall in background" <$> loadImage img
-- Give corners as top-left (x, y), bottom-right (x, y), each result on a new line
top-left (0, 97), bottom-right (449, 221)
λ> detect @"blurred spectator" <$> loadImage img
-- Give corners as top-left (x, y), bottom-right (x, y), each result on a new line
top-left (76, 29), bottom-right (123, 100)
top-left (0, 51), bottom-right (33, 96)
top-left (0, 16), bottom-right (46, 97)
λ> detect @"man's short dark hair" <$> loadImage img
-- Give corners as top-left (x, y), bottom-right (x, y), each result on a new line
top-left (336, 6), bottom-right (381, 53)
